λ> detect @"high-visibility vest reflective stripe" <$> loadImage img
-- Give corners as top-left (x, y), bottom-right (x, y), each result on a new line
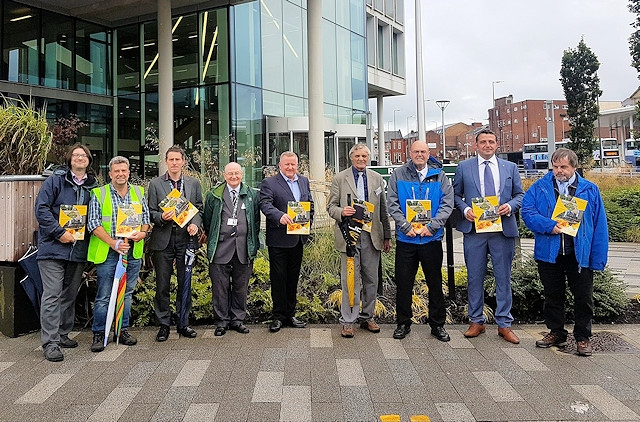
top-left (87, 184), bottom-right (145, 264)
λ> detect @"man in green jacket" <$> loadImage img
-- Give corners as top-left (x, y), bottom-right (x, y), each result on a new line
top-left (203, 162), bottom-right (261, 336)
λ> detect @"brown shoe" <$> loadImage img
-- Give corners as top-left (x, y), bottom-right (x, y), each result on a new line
top-left (535, 332), bottom-right (567, 348)
top-left (359, 319), bottom-right (381, 333)
top-left (463, 322), bottom-right (486, 338)
top-left (341, 324), bottom-right (355, 338)
top-left (576, 340), bottom-right (592, 356)
top-left (498, 327), bottom-right (520, 344)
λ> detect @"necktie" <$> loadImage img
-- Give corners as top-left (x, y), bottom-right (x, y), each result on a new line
top-left (356, 172), bottom-right (365, 200)
top-left (483, 161), bottom-right (496, 196)
top-left (231, 189), bottom-right (238, 206)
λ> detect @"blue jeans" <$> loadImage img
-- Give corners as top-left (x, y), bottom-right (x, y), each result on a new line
top-left (92, 248), bottom-right (141, 333)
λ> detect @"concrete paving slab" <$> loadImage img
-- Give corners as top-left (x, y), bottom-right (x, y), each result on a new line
top-left (182, 403), bottom-right (220, 422)
top-left (86, 386), bottom-right (141, 421)
top-left (572, 384), bottom-right (640, 420)
top-left (280, 385), bottom-right (312, 421)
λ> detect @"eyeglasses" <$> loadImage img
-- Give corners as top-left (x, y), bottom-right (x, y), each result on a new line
top-left (72, 153), bottom-right (89, 158)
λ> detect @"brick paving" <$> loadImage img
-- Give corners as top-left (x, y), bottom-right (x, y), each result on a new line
top-left (1, 323), bottom-right (640, 421)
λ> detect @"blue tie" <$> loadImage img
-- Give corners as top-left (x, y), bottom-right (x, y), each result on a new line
top-left (484, 161), bottom-right (496, 196)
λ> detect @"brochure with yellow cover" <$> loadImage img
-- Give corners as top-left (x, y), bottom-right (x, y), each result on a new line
top-left (116, 203), bottom-right (142, 238)
top-left (158, 188), bottom-right (199, 228)
top-left (552, 193), bottom-right (587, 237)
top-left (59, 204), bottom-right (87, 240)
top-left (472, 196), bottom-right (503, 233)
top-left (352, 198), bottom-right (374, 233)
top-left (287, 201), bottom-right (311, 235)
top-left (405, 199), bottom-right (431, 234)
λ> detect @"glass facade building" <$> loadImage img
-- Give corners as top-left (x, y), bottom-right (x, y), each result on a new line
top-left (1, 0), bottom-right (402, 186)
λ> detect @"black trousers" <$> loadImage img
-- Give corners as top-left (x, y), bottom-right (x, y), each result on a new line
top-left (394, 240), bottom-right (446, 328)
top-left (537, 254), bottom-right (594, 341)
top-left (268, 242), bottom-right (304, 321)
top-left (153, 227), bottom-right (190, 327)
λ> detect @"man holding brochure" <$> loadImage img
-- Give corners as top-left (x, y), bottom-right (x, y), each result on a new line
top-left (387, 140), bottom-right (453, 341)
top-left (522, 148), bottom-right (608, 356)
top-left (327, 143), bottom-right (391, 338)
top-left (147, 145), bottom-right (203, 342)
top-left (87, 156), bottom-right (150, 352)
top-left (259, 151), bottom-right (314, 333)
top-left (453, 129), bottom-right (523, 344)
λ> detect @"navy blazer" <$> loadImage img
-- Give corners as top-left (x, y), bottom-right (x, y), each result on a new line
top-left (452, 157), bottom-right (524, 237)
top-left (259, 173), bottom-right (315, 248)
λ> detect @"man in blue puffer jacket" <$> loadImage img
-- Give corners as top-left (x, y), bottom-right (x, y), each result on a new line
top-left (387, 140), bottom-right (454, 341)
top-left (35, 144), bottom-right (98, 362)
top-left (522, 148), bottom-right (608, 356)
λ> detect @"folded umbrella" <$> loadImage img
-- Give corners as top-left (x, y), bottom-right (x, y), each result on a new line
top-left (104, 242), bottom-right (127, 347)
top-left (18, 245), bottom-right (43, 316)
top-left (179, 236), bottom-right (198, 335)
top-left (338, 194), bottom-right (364, 309)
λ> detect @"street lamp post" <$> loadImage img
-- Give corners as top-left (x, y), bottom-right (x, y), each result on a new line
top-left (393, 109), bottom-right (400, 132)
top-left (436, 100), bottom-right (450, 160)
top-left (407, 115), bottom-right (415, 134)
top-left (464, 142), bottom-right (471, 158)
top-left (492, 80), bottom-right (504, 106)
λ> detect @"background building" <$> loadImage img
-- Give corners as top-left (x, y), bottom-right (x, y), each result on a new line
top-left (1, 0), bottom-right (406, 186)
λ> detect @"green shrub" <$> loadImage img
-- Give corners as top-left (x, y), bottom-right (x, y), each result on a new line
top-left (601, 187), bottom-right (640, 242)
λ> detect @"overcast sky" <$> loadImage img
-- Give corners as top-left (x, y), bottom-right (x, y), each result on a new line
top-left (370, 0), bottom-right (639, 135)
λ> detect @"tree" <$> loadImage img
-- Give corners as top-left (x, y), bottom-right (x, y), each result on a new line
top-left (629, 0), bottom-right (640, 76)
top-left (50, 114), bottom-right (87, 164)
top-left (560, 38), bottom-right (602, 167)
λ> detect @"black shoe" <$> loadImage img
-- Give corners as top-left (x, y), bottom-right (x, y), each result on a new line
top-left (231, 324), bottom-right (250, 334)
top-left (178, 326), bottom-right (197, 338)
top-left (393, 324), bottom-right (411, 339)
top-left (59, 334), bottom-right (78, 348)
top-left (286, 317), bottom-right (306, 328)
top-left (156, 325), bottom-right (170, 342)
top-left (431, 326), bottom-right (451, 342)
top-left (91, 333), bottom-right (105, 353)
top-left (43, 344), bottom-right (64, 362)
top-left (214, 326), bottom-right (227, 336)
top-left (116, 329), bottom-right (137, 346)
top-left (269, 319), bottom-right (283, 332)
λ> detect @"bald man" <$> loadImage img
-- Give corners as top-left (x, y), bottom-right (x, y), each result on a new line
top-left (203, 162), bottom-right (261, 336)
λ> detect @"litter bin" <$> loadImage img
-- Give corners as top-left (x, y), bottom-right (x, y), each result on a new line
top-left (0, 263), bottom-right (40, 337)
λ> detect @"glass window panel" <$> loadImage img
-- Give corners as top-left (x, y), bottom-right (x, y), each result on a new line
top-left (322, 0), bottom-right (335, 22)
top-left (172, 14), bottom-right (199, 88)
top-left (337, 106), bottom-right (353, 124)
top-left (385, 0), bottom-right (395, 18)
top-left (350, 0), bottom-right (365, 35)
top-left (336, 27), bottom-right (351, 108)
top-left (143, 21), bottom-right (159, 92)
top-left (283, 1), bottom-right (303, 98)
top-left (117, 94), bottom-right (143, 176)
top-left (260, 0), bottom-right (283, 93)
top-left (335, 0), bottom-right (349, 29)
top-left (2, 3), bottom-right (39, 84)
top-left (285, 94), bottom-right (304, 117)
top-left (116, 25), bottom-right (140, 95)
top-left (173, 87), bottom-right (201, 165)
top-left (76, 102), bottom-right (111, 178)
top-left (322, 20), bottom-right (337, 105)
top-left (351, 33), bottom-right (366, 112)
top-left (201, 8), bottom-right (229, 84)
top-left (42, 11), bottom-right (74, 89)
top-left (76, 20), bottom-right (111, 94)
top-left (395, 0), bottom-right (404, 24)
top-left (366, 16), bottom-right (375, 66)
top-left (233, 2), bottom-right (261, 88)
top-left (374, 0), bottom-right (383, 12)
top-left (233, 84), bottom-right (263, 187)
top-left (263, 90), bottom-right (285, 116)
top-left (144, 91), bottom-right (159, 177)
top-left (324, 103), bottom-right (337, 122)
top-left (201, 84), bottom-right (230, 183)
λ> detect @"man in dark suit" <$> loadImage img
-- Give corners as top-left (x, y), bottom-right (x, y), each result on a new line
top-left (203, 162), bottom-right (260, 336)
top-left (259, 151), bottom-right (314, 332)
top-left (147, 145), bottom-right (203, 341)
top-left (453, 129), bottom-right (524, 344)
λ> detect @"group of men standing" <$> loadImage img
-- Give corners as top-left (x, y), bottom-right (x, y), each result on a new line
top-left (34, 130), bottom-right (608, 362)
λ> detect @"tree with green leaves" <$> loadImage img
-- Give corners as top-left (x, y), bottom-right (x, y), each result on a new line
top-left (560, 38), bottom-right (602, 167)
top-left (629, 0), bottom-right (640, 76)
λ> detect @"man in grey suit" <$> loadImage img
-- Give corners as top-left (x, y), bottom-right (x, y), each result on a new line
top-left (327, 144), bottom-right (391, 338)
top-left (203, 162), bottom-right (260, 336)
top-left (453, 129), bottom-right (524, 344)
top-left (147, 145), bottom-right (203, 341)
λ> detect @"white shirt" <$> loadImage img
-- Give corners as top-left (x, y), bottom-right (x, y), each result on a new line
top-left (477, 155), bottom-right (499, 197)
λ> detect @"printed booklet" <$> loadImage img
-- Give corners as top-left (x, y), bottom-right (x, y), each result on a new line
top-left (287, 201), bottom-right (311, 235)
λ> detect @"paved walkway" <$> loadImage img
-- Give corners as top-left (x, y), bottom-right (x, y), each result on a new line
top-left (1, 324), bottom-right (640, 421)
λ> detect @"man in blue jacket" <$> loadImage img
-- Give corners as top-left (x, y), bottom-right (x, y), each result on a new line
top-left (522, 148), bottom-right (608, 356)
top-left (35, 144), bottom-right (98, 361)
top-left (387, 140), bottom-right (453, 341)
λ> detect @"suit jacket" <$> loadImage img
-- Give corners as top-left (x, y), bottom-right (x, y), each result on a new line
top-left (147, 173), bottom-right (204, 251)
top-left (327, 167), bottom-right (391, 252)
top-left (259, 172), bottom-right (314, 248)
top-left (452, 157), bottom-right (523, 237)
